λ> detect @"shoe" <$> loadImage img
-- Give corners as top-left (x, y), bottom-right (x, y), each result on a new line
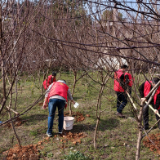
top-left (46, 132), bottom-right (52, 137)
top-left (116, 112), bottom-right (125, 118)
top-left (58, 131), bottom-right (63, 135)
top-left (58, 131), bottom-right (63, 136)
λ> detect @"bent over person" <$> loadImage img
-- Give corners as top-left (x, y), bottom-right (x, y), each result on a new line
top-left (42, 80), bottom-right (75, 137)
top-left (114, 65), bottom-right (133, 118)
top-left (139, 77), bottom-right (160, 130)
top-left (43, 72), bottom-right (57, 90)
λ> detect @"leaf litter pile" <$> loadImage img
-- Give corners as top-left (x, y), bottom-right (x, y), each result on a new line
top-left (64, 111), bottom-right (87, 122)
top-left (3, 117), bottom-right (26, 128)
top-left (3, 132), bottom-right (87, 159)
top-left (143, 133), bottom-right (160, 155)
top-left (3, 137), bottom-right (50, 160)
top-left (58, 131), bottom-right (87, 148)
top-left (2, 111), bottom-right (89, 159)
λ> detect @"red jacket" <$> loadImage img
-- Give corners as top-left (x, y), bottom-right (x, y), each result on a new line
top-left (114, 69), bottom-right (133, 92)
top-left (43, 75), bottom-right (56, 90)
top-left (143, 81), bottom-right (160, 110)
top-left (47, 81), bottom-right (69, 103)
top-left (154, 86), bottom-right (160, 110)
top-left (143, 81), bottom-right (152, 97)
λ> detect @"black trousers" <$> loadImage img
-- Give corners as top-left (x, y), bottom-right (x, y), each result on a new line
top-left (116, 92), bottom-right (128, 113)
top-left (143, 105), bottom-right (160, 129)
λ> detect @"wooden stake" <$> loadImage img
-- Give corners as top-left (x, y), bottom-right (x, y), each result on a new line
top-left (126, 91), bottom-right (137, 110)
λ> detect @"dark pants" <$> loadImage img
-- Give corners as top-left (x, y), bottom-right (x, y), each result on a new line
top-left (143, 105), bottom-right (149, 129)
top-left (143, 105), bottom-right (160, 129)
top-left (116, 92), bottom-right (128, 113)
top-left (156, 113), bottom-right (160, 129)
top-left (47, 99), bottom-right (65, 134)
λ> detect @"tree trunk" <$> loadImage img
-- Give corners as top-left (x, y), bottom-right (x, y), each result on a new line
top-left (94, 116), bottom-right (100, 149)
top-left (135, 107), bottom-right (143, 160)
top-left (69, 71), bottom-right (77, 116)
top-left (0, 4), bottom-right (7, 113)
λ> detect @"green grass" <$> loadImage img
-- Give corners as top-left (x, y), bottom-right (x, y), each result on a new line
top-left (0, 72), bottom-right (160, 159)
top-left (64, 151), bottom-right (91, 160)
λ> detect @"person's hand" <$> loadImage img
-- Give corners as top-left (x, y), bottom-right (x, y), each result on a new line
top-left (141, 97), bottom-right (146, 106)
top-left (42, 104), bottom-right (47, 109)
top-left (154, 109), bottom-right (159, 114)
top-left (72, 100), bottom-right (75, 104)
top-left (125, 90), bottom-right (128, 94)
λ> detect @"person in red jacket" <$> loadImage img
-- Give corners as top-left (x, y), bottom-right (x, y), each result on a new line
top-left (43, 72), bottom-right (57, 90)
top-left (139, 77), bottom-right (160, 130)
top-left (114, 65), bottom-right (133, 118)
top-left (42, 80), bottom-right (75, 137)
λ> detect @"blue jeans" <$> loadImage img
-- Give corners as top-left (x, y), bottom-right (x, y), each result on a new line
top-left (47, 99), bottom-right (65, 134)
top-left (116, 92), bottom-right (127, 113)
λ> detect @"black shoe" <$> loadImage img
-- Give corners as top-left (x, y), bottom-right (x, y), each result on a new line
top-left (116, 112), bottom-right (125, 118)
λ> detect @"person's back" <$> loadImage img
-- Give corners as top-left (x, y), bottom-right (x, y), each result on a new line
top-left (114, 69), bottom-right (125, 92)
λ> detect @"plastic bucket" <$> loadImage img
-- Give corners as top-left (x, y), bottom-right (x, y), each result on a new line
top-left (63, 116), bottom-right (74, 130)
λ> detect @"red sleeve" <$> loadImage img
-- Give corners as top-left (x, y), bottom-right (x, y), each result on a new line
top-left (47, 75), bottom-right (52, 88)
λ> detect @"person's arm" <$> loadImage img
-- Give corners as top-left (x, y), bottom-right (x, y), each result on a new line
top-left (138, 82), bottom-right (145, 98)
top-left (67, 89), bottom-right (75, 104)
top-left (125, 75), bottom-right (130, 85)
top-left (138, 82), bottom-right (147, 105)
top-left (42, 83), bottom-right (53, 109)
top-left (119, 74), bottom-right (125, 89)
top-left (42, 97), bottom-right (48, 109)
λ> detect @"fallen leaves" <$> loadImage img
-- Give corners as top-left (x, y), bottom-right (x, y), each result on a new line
top-left (3, 144), bottom-right (39, 160)
top-left (75, 112), bottom-right (85, 122)
top-left (64, 111), bottom-right (85, 122)
top-left (62, 131), bottom-right (87, 145)
top-left (143, 133), bottom-right (160, 155)
top-left (38, 102), bottom-right (43, 106)
top-left (3, 136), bottom-right (51, 159)
top-left (86, 114), bottom-right (90, 117)
top-left (2, 111), bottom-right (89, 159)
top-left (3, 117), bottom-right (26, 128)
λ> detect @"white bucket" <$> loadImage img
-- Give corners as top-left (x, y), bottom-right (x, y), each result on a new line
top-left (63, 116), bottom-right (74, 130)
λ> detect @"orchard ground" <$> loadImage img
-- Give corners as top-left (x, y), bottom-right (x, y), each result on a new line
top-left (0, 71), bottom-right (160, 160)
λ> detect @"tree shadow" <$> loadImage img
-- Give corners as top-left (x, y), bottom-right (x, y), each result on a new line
top-left (98, 118), bottom-right (120, 131)
top-left (63, 124), bottom-right (94, 134)
top-left (61, 118), bottom-right (119, 134)
top-left (72, 96), bottom-right (82, 101)
top-left (22, 114), bottom-right (47, 122)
